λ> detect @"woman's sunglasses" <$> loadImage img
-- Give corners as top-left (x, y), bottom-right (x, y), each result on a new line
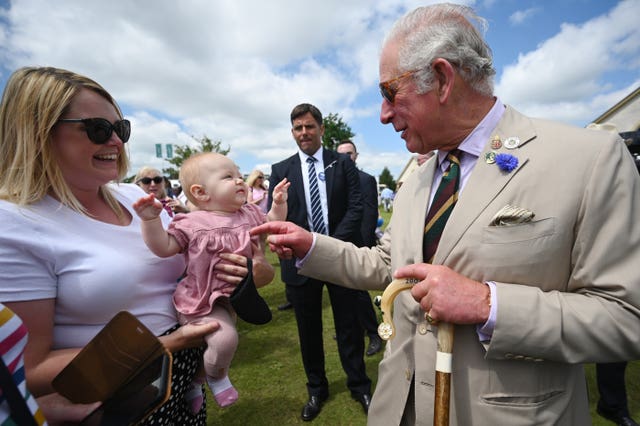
top-left (137, 176), bottom-right (164, 185)
top-left (57, 117), bottom-right (131, 144)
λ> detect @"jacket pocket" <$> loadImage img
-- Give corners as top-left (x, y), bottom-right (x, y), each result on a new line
top-left (482, 218), bottom-right (555, 244)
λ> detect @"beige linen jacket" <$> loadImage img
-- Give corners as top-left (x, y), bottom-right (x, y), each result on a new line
top-left (300, 106), bottom-right (640, 426)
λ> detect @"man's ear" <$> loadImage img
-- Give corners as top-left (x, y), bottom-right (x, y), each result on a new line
top-left (190, 184), bottom-right (209, 201)
top-left (432, 58), bottom-right (456, 103)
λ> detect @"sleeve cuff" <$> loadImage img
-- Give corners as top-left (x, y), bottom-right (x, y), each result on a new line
top-left (295, 233), bottom-right (318, 268)
top-left (476, 281), bottom-right (497, 342)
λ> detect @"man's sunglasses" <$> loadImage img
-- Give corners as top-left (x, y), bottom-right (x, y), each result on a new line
top-left (379, 70), bottom-right (419, 104)
top-left (57, 118), bottom-right (131, 144)
top-left (137, 176), bottom-right (164, 185)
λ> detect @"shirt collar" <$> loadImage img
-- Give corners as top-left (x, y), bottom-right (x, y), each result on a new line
top-left (298, 147), bottom-right (323, 163)
top-left (436, 97), bottom-right (505, 165)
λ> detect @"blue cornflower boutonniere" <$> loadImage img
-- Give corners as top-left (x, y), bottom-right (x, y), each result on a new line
top-left (495, 153), bottom-right (518, 173)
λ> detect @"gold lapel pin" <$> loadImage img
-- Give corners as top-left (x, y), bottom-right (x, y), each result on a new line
top-left (490, 135), bottom-right (502, 150)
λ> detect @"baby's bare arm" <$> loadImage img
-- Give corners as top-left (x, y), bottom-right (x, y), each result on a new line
top-left (268, 178), bottom-right (289, 222)
top-left (133, 194), bottom-right (182, 257)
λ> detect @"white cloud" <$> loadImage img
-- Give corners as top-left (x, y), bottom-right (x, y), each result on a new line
top-left (509, 7), bottom-right (539, 25)
top-left (1, 0), bottom-right (638, 179)
top-left (496, 0), bottom-right (640, 126)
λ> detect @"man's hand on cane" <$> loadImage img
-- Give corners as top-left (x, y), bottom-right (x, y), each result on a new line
top-left (394, 264), bottom-right (491, 325)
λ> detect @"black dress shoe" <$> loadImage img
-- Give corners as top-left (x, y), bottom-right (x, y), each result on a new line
top-left (597, 406), bottom-right (640, 426)
top-left (301, 395), bottom-right (326, 421)
top-left (619, 417), bottom-right (640, 426)
top-left (352, 393), bottom-right (371, 414)
top-left (366, 335), bottom-right (382, 356)
top-left (277, 301), bottom-right (293, 311)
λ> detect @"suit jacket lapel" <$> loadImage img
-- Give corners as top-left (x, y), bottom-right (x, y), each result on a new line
top-left (435, 106), bottom-right (535, 264)
top-left (413, 159), bottom-right (438, 261)
top-left (289, 155), bottom-right (306, 213)
top-left (322, 149), bottom-right (336, 209)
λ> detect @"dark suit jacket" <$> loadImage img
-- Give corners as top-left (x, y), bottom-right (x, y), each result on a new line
top-left (269, 148), bottom-right (362, 286)
top-left (357, 169), bottom-right (378, 248)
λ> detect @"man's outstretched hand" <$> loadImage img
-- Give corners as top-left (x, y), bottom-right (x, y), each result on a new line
top-left (250, 221), bottom-right (314, 260)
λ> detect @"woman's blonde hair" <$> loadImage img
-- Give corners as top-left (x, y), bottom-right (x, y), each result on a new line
top-left (0, 66), bottom-right (130, 217)
top-left (246, 169), bottom-right (266, 189)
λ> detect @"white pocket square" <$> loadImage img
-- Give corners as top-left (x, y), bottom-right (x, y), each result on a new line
top-left (490, 204), bottom-right (535, 226)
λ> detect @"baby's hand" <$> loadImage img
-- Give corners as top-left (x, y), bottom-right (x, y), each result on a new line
top-left (133, 193), bottom-right (163, 220)
top-left (272, 178), bottom-right (290, 205)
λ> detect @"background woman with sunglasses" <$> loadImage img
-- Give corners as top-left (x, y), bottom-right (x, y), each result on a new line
top-left (135, 166), bottom-right (189, 215)
top-left (0, 66), bottom-right (272, 425)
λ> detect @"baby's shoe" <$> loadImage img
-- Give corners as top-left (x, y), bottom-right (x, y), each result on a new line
top-left (185, 379), bottom-right (204, 413)
top-left (214, 386), bottom-right (238, 408)
top-left (208, 375), bottom-right (238, 408)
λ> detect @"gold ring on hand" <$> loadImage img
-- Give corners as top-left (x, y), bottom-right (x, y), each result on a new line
top-left (425, 312), bottom-right (437, 325)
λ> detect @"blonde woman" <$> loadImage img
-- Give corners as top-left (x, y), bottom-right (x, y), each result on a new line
top-left (0, 66), bottom-right (272, 425)
top-left (245, 169), bottom-right (269, 213)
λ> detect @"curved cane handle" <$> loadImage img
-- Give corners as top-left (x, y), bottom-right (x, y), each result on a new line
top-left (377, 277), bottom-right (419, 340)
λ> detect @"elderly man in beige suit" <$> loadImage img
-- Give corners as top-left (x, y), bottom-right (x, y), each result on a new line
top-left (252, 4), bottom-right (640, 425)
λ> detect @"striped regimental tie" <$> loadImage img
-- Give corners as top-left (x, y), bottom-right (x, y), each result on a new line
top-left (422, 149), bottom-right (462, 263)
top-left (306, 157), bottom-right (327, 235)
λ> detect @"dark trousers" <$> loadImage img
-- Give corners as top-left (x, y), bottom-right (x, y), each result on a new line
top-left (287, 279), bottom-right (372, 398)
top-left (355, 290), bottom-right (379, 338)
top-left (596, 362), bottom-right (630, 416)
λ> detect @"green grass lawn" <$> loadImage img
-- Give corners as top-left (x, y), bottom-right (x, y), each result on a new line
top-left (206, 209), bottom-right (638, 425)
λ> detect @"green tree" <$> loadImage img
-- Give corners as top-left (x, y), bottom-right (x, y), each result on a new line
top-left (378, 166), bottom-right (397, 191)
top-left (162, 135), bottom-right (230, 178)
top-left (322, 113), bottom-right (354, 151)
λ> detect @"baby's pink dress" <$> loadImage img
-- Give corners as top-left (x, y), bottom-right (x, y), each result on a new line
top-left (168, 203), bottom-right (265, 316)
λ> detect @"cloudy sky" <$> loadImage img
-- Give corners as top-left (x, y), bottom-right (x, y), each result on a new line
top-left (1, 0), bottom-right (638, 180)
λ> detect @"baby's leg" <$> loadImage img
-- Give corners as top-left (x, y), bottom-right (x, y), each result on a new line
top-left (203, 303), bottom-right (239, 407)
top-left (177, 313), bottom-right (209, 413)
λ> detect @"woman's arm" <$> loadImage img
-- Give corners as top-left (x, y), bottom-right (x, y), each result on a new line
top-left (36, 393), bottom-right (100, 425)
top-left (251, 239), bottom-right (275, 288)
top-left (5, 299), bottom-right (80, 396)
top-left (157, 322), bottom-right (219, 353)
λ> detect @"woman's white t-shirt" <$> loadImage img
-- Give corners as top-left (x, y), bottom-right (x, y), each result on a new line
top-left (0, 183), bottom-right (185, 349)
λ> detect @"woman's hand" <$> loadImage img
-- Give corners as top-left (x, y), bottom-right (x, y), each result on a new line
top-left (166, 198), bottom-right (189, 213)
top-left (36, 392), bottom-right (101, 425)
top-left (215, 241), bottom-right (275, 290)
top-left (159, 321), bottom-right (219, 353)
top-left (215, 252), bottom-right (250, 292)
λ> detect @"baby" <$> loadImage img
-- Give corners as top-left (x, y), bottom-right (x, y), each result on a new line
top-left (133, 152), bottom-right (289, 410)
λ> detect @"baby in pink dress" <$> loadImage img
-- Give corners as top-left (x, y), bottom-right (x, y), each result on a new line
top-left (133, 152), bottom-right (288, 410)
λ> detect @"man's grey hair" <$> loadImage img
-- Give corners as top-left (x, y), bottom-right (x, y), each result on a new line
top-left (384, 3), bottom-right (495, 96)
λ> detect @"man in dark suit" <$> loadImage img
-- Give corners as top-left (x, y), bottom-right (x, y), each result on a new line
top-left (336, 140), bottom-right (383, 357)
top-left (268, 103), bottom-right (372, 421)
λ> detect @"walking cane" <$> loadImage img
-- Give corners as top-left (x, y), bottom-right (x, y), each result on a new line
top-left (378, 278), bottom-right (454, 426)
